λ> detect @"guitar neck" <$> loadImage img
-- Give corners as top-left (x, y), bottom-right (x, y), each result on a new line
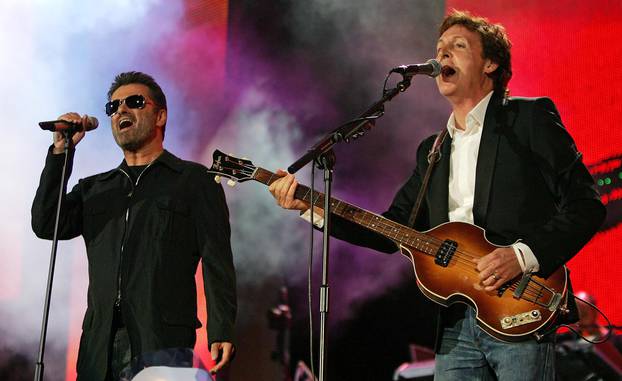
top-left (253, 167), bottom-right (438, 255)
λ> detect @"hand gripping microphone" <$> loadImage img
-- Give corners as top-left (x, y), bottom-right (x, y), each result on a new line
top-left (39, 117), bottom-right (99, 132)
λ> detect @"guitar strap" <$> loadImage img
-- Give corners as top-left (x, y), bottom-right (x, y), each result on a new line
top-left (408, 129), bottom-right (449, 228)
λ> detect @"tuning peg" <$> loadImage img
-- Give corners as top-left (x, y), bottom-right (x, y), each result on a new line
top-left (214, 175), bottom-right (221, 184)
top-left (227, 179), bottom-right (237, 187)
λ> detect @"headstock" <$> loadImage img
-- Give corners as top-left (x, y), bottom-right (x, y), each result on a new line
top-left (207, 150), bottom-right (257, 186)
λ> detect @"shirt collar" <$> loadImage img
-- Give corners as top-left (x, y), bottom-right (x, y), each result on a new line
top-left (446, 91), bottom-right (494, 138)
top-left (97, 149), bottom-right (183, 181)
top-left (153, 149), bottom-right (184, 173)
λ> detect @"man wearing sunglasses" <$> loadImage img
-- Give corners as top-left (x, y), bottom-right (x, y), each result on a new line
top-left (32, 72), bottom-right (237, 380)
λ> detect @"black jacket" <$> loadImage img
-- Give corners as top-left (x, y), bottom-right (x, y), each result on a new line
top-left (32, 148), bottom-right (236, 380)
top-left (329, 94), bottom-right (606, 341)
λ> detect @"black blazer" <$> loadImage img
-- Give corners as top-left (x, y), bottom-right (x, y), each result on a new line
top-left (32, 149), bottom-right (237, 380)
top-left (330, 93), bottom-right (606, 340)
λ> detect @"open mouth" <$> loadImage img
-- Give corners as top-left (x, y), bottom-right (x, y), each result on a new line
top-left (119, 117), bottom-right (134, 130)
top-left (441, 65), bottom-right (456, 79)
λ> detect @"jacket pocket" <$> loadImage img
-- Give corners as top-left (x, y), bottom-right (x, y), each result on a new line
top-left (155, 198), bottom-right (191, 242)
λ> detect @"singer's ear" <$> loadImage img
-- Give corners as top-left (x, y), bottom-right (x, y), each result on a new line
top-left (156, 108), bottom-right (167, 128)
top-left (484, 59), bottom-right (499, 74)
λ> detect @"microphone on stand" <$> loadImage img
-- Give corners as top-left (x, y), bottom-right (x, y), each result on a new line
top-left (39, 117), bottom-right (99, 132)
top-left (390, 59), bottom-right (442, 77)
top-left (33, 114), bottom-right (99, 381)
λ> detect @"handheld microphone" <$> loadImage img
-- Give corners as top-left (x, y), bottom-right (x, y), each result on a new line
top-left (390, 59), bottom-right (441, 77)
top-left (39, 117), bottom-right (99, 132)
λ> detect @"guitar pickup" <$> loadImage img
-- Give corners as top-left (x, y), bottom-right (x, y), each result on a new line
top-left (434, 239), bottom-right (457, 267)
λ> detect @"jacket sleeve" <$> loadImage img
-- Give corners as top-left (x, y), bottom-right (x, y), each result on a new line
top-left (521, 98), bottom-right (606, 277)
top-left (31, 146), bottom-right (84, 240)
top-left (195, 170), bottom-right (237, 346)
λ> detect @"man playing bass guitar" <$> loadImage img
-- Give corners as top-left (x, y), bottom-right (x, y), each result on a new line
top-left (268, 10), bottom-right (605, 381)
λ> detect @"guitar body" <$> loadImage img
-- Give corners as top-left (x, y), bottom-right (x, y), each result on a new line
top-left (399, 221), bottom-right (568, 342)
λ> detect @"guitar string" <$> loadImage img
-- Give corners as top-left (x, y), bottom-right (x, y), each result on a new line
top-left (237, 166), bottom-right (547, 301)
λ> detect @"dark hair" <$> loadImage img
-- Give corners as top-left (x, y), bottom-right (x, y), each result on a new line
top-left (439, 10), bottom-right (512, 94)
top-left (107, 71), bottom-right (167, 137)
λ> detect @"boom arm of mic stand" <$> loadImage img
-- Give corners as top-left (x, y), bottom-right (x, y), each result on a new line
top-left (287, 77), bottom-right (411, 174)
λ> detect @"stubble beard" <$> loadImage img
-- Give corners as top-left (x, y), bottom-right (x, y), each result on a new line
top-left (113, 121), bottom-right (156, 152)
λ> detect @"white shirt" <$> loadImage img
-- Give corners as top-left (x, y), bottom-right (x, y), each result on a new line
top-left (446, 92), bottom-right (490, 223)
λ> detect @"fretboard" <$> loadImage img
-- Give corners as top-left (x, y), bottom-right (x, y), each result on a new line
top-left (254, 167), bottom-right (439, 255)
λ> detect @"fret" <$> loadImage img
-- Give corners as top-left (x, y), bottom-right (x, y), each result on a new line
top-left (331, 201), bottom-right (341, 214)
top-left (255, 168), bottom-right (274, 186)
top-left (267, 173), bottom-right (275, 185)
top-left (311, 190), bottom-right (323, 206)
top-left (390, 226), bottom-right (400, 239)
top-left (301, 187), bottom-right (311, 203)
top-left (330, 200), bottom-right (341, 212)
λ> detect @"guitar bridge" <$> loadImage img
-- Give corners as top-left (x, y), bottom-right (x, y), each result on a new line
top-left (435, 239), bottom-right (457, 267)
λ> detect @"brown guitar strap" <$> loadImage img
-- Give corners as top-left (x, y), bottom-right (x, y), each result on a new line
top-left (408, 129), bottom-right (449, 228)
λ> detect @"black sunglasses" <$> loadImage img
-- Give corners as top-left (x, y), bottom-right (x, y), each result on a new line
top-left (105, 94), bottom-right (154, 116)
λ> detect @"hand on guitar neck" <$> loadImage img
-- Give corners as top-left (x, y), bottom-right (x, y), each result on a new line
top-left (269, 169), bottom-right (321, 213)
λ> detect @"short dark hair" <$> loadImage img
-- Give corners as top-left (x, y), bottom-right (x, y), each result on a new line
top-left (107, 71), bottom-right (168, 137)
top-left (439, 10), bottom-right (512, 94)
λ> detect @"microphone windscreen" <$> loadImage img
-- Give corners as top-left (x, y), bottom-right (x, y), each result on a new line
top-left (86, 116), bottom-right (99, 131)
top-left (426, 59), bottom-right (442, 77)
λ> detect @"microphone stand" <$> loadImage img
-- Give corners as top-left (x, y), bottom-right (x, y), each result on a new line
top-left (34, 131), bottom-right (73, 381)
top-left (287, 74), bottom-right (414, 381)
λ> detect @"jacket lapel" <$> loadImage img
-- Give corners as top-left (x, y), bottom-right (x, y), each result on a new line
top-left (472, 95), bottom-right (503, 226)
